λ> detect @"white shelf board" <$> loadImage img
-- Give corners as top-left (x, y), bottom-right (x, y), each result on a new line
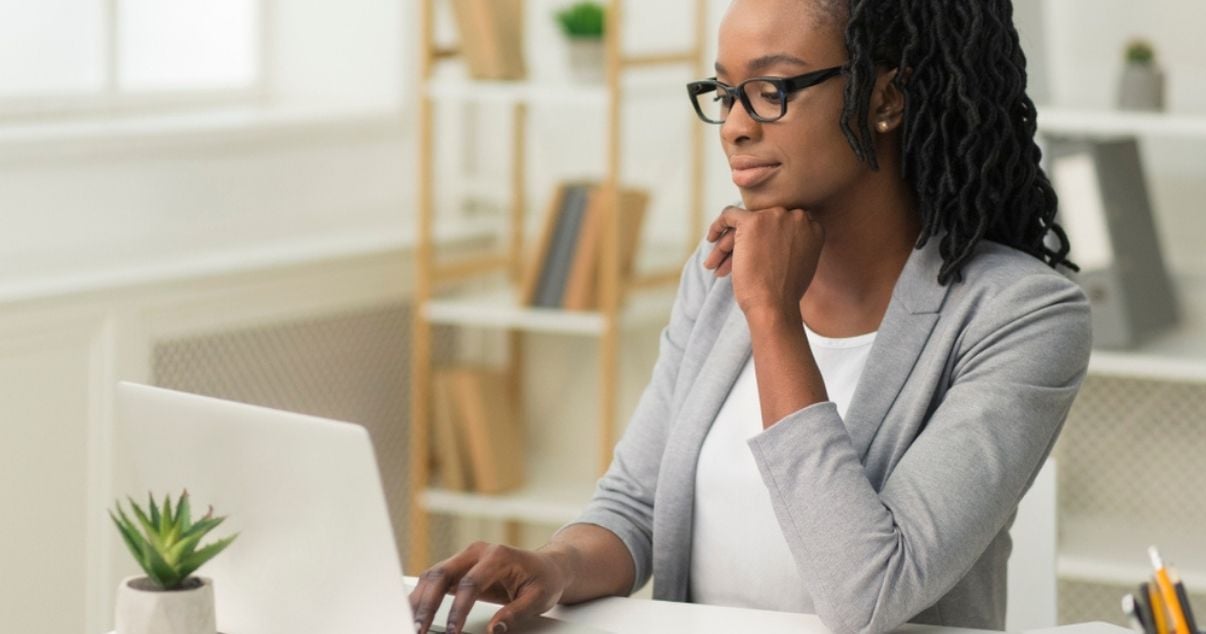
top-left (1058, 514), bottom-right (1206, 588)
top-left (423, 285), bottom-right (676, 336)
top-left (421, 460), bottom-right (596, 525)
top-left (425, 75), bottom-right (683, 107)
top-left (1087, 274), bottom-right (1206, 383)
top-left (1037, 106), bottom-right (1206, 139)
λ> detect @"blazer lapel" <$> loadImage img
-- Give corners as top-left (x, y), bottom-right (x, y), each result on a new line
top-left (843, 239), bottom-right (951, 465)
top-left (653, 299), bottom-right (752, 601)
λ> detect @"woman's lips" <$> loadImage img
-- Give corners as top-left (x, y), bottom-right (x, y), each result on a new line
top-left (730, 163), bottom-right (781, 188)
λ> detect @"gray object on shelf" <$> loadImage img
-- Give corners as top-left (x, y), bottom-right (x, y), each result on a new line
top-left (1046, 135), bottom-right (1179, 349)
top-left (1118, 63), bottom-right (1165, 111)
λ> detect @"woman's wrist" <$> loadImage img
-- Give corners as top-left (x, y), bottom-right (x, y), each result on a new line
top-left (744, 302), bottom-right (803, 331)
top-left (536, 541), bottom-right (579, 592)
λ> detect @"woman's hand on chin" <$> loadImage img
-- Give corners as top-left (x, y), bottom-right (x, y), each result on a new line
top-left (704, 204), bottom-right (825, 320)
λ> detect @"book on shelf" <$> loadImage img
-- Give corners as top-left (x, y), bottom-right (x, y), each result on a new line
top-left (449, 0), bottom-right (527, 81)
top-left (440, 365), bottom-right (524, 495)
top-left (431, 370), bottom-right (471, 491)
top-left (520, 181), bottom-right (650, 311)
top-left (563, 186), bottom-right (649, 311)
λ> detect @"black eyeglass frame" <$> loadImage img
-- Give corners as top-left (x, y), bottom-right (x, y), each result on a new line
top-left (686, 66), bottom-right (845, 124)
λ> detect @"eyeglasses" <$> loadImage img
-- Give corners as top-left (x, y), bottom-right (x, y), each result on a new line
top-left (686, 66), bottom-right (844, 124)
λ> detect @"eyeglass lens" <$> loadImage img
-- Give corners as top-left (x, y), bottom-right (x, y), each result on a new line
top-left (694, 80), bottom-right (785, 123)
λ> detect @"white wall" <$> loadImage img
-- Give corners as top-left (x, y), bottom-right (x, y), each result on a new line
top-left (271, 0), bottom-right (405, 108)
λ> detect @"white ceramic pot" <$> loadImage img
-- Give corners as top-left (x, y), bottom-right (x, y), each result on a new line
top-left (115, 576), bottom-right (217, 634)
top-left (567, 37), bottom-right (605, 83)
top-left (1118, 62), bottom-right (1165, 111)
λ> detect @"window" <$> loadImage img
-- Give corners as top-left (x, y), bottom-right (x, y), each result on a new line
top-left (0, 0), bottom-right (263, 118)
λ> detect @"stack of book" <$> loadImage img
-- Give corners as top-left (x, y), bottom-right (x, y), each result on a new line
top-left (521, 182), bottom-right (649, 311)
top-left (449, 0), bottom-right (527, 80)
top-left (430, 366), bottom-right (523, 495)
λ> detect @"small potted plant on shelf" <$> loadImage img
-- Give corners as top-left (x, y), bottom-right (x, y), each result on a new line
top-left (555, 1), bottom-right (606, 83)
top-left (1118, 38), bottom-right (1165, 111)
top-left (109, 490), bottom-right (238, 634)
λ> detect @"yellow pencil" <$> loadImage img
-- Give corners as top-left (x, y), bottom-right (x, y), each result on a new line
top-left (1150, 547), bottom-right (1192, 634)
top-left (1150, 580), bottom-right (1171, 634)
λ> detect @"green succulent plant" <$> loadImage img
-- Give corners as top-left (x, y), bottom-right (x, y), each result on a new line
top-left (556, 2), bottom-right (605, 39)
top-left (1125, 39), bottom-right (1155, 65)
top-left (110, 490), bottom-right (238, 590)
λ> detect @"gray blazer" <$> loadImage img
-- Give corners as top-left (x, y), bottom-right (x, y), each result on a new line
top-left (565, 236), bottom-right (1092, 634)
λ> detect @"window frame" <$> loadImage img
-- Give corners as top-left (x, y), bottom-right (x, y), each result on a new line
top-left (0, 0), bottom-right (270, 121)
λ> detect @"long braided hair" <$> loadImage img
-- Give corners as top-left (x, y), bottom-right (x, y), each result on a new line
top-left (824, 0), bottom-right (1076, 284)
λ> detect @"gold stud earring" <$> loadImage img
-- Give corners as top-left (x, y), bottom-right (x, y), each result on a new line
top-left (877, 121), bottom-right (890, 132)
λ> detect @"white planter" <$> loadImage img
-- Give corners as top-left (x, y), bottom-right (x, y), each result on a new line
top-left (115, 576), bottom-right (217, 634)
top-left (1118, 63), bottom-right (1165, 111)
top-left (566, 38), bottom-right (605, 83)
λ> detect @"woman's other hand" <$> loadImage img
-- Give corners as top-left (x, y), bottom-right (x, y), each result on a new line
top-left (408, 541), bottom-right (572, 634)
top-left (704, 205), bottom-right (825, 319)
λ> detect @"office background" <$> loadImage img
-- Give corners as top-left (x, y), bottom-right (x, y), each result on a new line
top-left (0, 1), bottom-right (1203, 633)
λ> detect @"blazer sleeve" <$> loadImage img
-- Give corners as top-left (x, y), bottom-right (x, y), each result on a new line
top-left (557, 239), bottom-right (715, 594)
top-left (746, 272), bottom-right (1092, 634)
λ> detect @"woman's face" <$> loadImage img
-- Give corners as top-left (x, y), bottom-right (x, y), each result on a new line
top-left (716, 0), bottom-right (865, 212)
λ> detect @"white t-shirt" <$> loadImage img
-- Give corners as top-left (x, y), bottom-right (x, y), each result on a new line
top-left (689, 323), bottom-right (877, 611)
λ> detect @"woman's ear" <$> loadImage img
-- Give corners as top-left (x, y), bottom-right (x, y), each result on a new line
top-left (870, 67), bottom-right (908, 134)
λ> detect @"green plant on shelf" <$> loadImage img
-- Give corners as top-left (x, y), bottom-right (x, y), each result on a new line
top-left (1125, 38), bottom-right (1155, 65)
top-left (109, 489), bottom-right (239, 590)
top-left (556, 1), bottom-right (605, 39)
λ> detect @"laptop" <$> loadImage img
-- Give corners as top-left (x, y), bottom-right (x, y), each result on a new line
top-left (114, 381), bottom-right (612, 634)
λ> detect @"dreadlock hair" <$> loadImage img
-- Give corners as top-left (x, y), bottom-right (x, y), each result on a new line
top-left (827, 0), bottom-right (1076, 284)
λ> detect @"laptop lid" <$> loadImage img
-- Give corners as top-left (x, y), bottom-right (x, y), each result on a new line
top-left (115, 381), bottom-right (413, 634)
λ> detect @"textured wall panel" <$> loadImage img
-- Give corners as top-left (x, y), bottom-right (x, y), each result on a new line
top-left (1055, 375), bottom-right (1206, 624)
top-left (1057, 376), bottom-right (1206, 524)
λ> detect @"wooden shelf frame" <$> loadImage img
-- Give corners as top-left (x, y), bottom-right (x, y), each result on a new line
top-left (407, 0), bottom-right (710, 571)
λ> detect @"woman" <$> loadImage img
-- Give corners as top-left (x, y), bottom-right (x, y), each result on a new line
top-left (410, 0), bottom-right (1091, 632)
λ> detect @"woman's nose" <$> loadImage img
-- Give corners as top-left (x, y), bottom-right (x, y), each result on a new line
top-left (720, 98), bottom-right (761, 145)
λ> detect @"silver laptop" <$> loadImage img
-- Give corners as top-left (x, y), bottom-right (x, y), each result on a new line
top-left (115, 382), bottom-right (611, 634)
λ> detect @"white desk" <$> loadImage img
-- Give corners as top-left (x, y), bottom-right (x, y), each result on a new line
top-left (105, 582), bottom-right (1130, 634)
top-left (404, 577), bottom-right (1130, 634)
top-left (547, 594), bottom-right (993, 634)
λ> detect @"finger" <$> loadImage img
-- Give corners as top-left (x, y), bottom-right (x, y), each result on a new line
top-left (703, 238), bottom-right (730, 270)
top-left (444, 558), bottom-right (503, 634)
top-left (488, 582), bottom-right (551, 634)
top-left (704, 226), bottom-right (738, 270)
top-left (706, 206), bottom-right (744, 241)
top-left (413, 566), bottom-right (461, 634)
top-left (412, 545), bottom-right (484, 634)
top-left (717, 255), bottom-right (733, 278)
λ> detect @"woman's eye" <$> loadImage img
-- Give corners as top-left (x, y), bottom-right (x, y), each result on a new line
top-left (760, 90), bottom-right (783, 104)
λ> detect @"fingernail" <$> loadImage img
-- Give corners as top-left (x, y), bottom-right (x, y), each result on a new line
top-left (492, 623), bottom-right (509, 633)
top-left (414, 621), bottom-right (424, 634)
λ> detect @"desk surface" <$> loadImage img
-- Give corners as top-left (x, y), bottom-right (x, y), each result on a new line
top-left (406, 577), bottom-right (1128, 634)
top-left (105, 581), bottom-right (1129, 634)
top-left (548, 594), bottom-right (995, 634)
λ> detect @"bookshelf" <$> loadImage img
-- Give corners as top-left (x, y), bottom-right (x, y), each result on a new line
top-left (1034, 105), bottom-right (1206, 621)
top-left (1024, 2), bottom-right (1206, 620)
top-left (1038, 107), bottom-right (1206, 139)
top-left (407, 0), bottom-right (709, 571)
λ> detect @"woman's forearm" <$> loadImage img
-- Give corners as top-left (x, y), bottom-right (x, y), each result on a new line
top-left (540, 523), bottom-right (635, 604)
top-left (746, 305), bottom-right (828, 428)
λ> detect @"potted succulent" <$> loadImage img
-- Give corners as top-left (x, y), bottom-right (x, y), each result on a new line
top-left (555, 1), bottom-right (606, 82)
top-left (109, 490), bottom-right (238, 634)
top-left (1118, 38), bottom-right (1165, 111)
